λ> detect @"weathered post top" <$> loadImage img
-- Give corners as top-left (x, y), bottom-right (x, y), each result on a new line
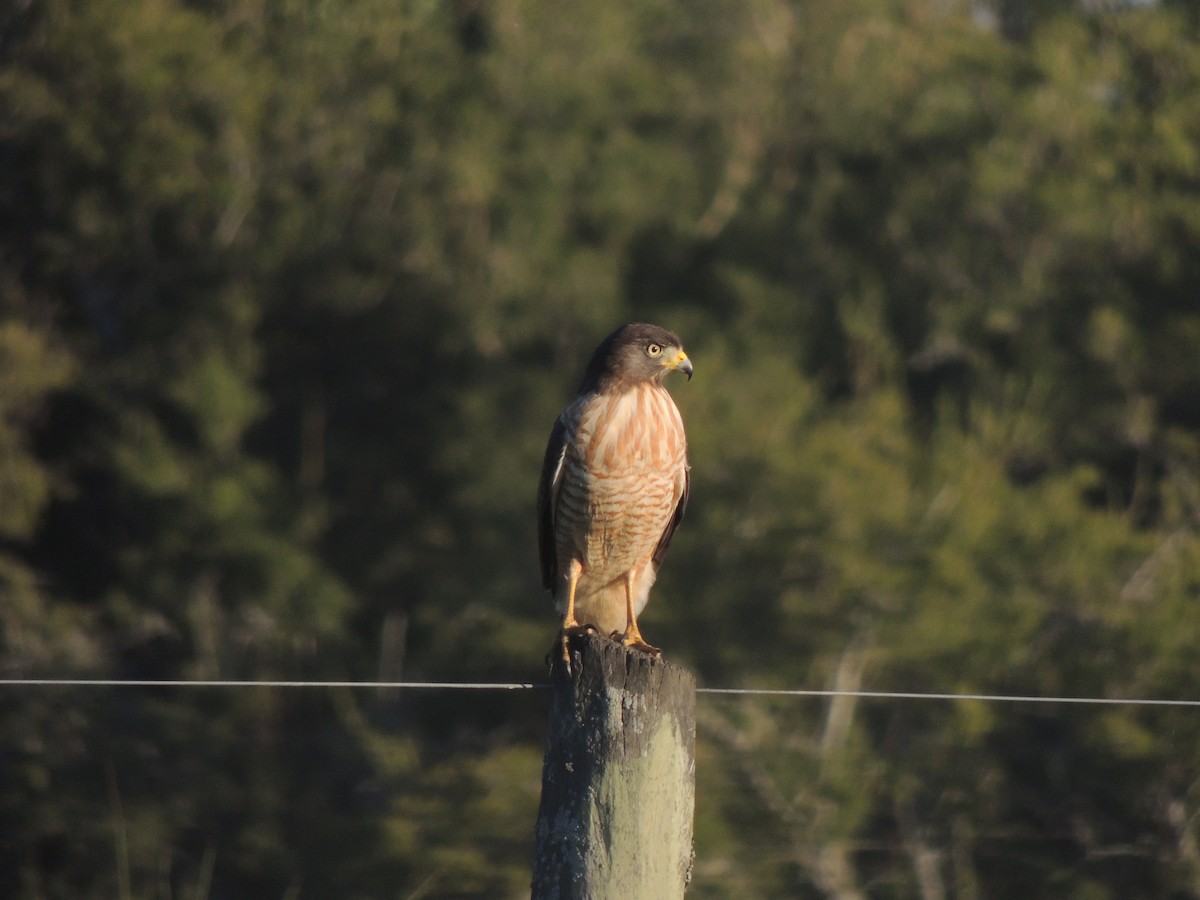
top-left (532, 633), bottom-right (697, 899)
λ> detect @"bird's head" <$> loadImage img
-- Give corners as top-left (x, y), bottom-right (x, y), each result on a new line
top-left (579, 322), bottom-right (692, 393)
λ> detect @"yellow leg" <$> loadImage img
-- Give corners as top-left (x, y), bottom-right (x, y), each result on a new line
top-left (559, 559), bottom-right (593, 667)
top-left (618, 571), bottom-right (660, 657)
top-left (561, 559), bottom-right (583, 632)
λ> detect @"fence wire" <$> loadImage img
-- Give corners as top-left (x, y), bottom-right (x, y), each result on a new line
top-left (2, 678), bottom-right (1198, 707)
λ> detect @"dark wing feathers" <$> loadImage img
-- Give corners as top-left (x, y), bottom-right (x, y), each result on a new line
top-left (650, 466), bottom-right (689, 571)
top-left (536, 415), bottom-right (568, 590)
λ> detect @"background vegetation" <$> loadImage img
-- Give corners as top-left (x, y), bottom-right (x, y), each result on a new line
top-left (3, 0), bottom-right (1200, 896)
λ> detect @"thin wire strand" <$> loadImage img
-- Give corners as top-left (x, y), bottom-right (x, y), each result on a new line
top-left (0, 679), bottom-right (540, 690)
top-left (1, 679), bottom-right (1198, 707)
top-left (697, 687), bottom-right (1200, 707)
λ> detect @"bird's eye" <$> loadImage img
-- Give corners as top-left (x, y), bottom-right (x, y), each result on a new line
top-left (647, 343), bottom-right (663, 357)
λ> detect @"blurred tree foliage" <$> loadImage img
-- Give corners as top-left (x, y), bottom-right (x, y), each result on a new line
top-left (2, 0), bottom-right (1200, 896)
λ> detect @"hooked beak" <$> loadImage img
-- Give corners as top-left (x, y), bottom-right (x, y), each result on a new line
top-left (666, 349), bottom-right (693, 381)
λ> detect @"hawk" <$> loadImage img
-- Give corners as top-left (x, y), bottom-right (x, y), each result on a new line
top-left (537, 323), bottom-right (692, 658)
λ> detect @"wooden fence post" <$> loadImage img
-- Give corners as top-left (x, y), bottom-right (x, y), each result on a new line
top-left (531, 633), bottom-right (697, 899)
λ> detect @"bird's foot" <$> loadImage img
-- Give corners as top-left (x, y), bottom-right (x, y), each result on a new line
top-left (548, 622), bottom-right (600, 674)
top-left (614, 630), bottom-right (661, 658)
top-left (564, 622), bottom-right (600, 639)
